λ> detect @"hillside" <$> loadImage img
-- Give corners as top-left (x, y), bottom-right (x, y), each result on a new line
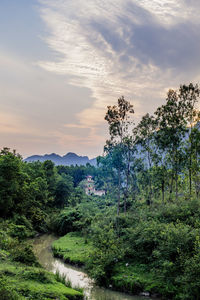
top-left (25, 152), bottom-right (97, 166)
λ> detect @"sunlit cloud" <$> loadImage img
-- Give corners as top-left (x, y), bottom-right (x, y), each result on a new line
top-left (0, 51), bottom-right (99, 157)
top-left (1, 0), bottom-right (200, 158)
top-left (38, 0), bottom-right (200, 135)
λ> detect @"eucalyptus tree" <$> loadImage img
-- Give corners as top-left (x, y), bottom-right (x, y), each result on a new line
top-left (190, 127), bottom-right (200, 197)
top-left (122, 136), bottom-right (136, 212)
top-left (155, 89), bottom-right (188, 200)
top-left (96, 154), bottom-right (117, 194)
top-left (104, 96), bottom-right (134, 214)
top-left (179, 83), bottom-right (200, 196)
top-left (134, 113), bottom-right (158, 204)
top-left (104, 140), bottom-right (125, 215)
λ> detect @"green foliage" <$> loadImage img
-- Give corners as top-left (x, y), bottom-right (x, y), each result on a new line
top-left (0, 219), bottom-right (84, 300)
top-left (55, 173), bottom-right (74, 207)
top-left (52, 232), bottom-right (92, 266)
top-left (1, 82), bottom-right (200, 299)
top-left (87, 220), bottom-right (124, 285)
top-left (53, 208), bottom-right (83, 235)
top-left (0, 281), bottom-right (20, 300)
top-left (11, 243), bottom-right (39, 266)
top-left (55, 270), bottom-right (67, 285)
top-left (22, 269), bottom-right (52, 283)
top-left (0, 149), bottom-right (23, 217)
top-left (0, 262), bottom-right (83, 300)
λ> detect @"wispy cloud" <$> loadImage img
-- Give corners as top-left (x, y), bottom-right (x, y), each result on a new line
top-left (38, 0), bottom-right (200, 131)
top-left (0, 51), bottom-right (99, 157)
top-left (1, 0), bottom-right (200, 158)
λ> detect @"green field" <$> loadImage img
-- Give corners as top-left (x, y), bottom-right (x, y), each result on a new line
top-left (0, 260), bottom-right (83, 300)
top-left (52, 232), bottom-right (92, 266)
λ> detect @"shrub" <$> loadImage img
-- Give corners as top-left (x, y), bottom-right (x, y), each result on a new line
top-left (11, 243), bottom-right (39, 266)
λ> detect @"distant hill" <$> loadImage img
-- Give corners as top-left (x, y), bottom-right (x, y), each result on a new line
top-left (24, 152), bottom-right (97, 166)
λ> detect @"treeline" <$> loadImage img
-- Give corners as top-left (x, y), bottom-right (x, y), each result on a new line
top-left (99, 83), bottom-right (200, 213)
top-left (0, 147), bottom-right (98, 231)
top-left (1, 83), bottom-right (200, 299)
top-left (0, 148), bottom-right (87, 299)
top-left (82, 83), bottom-right (200, 299)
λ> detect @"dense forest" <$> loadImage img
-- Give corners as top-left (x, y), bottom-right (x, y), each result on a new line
top-left (1, 83), bottom-right (200, 299)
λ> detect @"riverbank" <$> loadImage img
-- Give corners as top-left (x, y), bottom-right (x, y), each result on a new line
top-left (34, 233), bottom-right (155, 300)
top-left (52, 232), bottom-right (92, 266)
top-left (52, 232), bottom-right (159, 297)
top-left (0, 221), bottom-right (84, 299)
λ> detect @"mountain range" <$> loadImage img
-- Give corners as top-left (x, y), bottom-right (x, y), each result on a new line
top-left (24, 152), bottom-right (97, 166)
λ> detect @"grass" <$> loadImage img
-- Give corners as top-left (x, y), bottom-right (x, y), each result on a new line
top-left (52, 232), bottom-right (93, 266)
top-left (110, 262), bottom-right (159, 295)
top-left (52, 233), bottom-right (158, 296)
top-left (51, 233), bottom-right (159, 297)
top-left (0, 220), bottom-right (84, 299)
top-left (0, 260), bottom-right (84, 299)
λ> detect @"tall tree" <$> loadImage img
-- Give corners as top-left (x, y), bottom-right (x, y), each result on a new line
top-left (155, 89), bottom-right (187, 200)
top-left (105, 96), bottom-right (134, 214)
top-left (179, 83), bottom-right (200, 196)
top-left (0, 148), bottom-right (23, 217)
top-left (134, 113), bottom-right (157, 204)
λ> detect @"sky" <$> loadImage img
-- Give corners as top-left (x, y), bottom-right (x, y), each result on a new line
top-left (1, 0), bottom-right (200, 159)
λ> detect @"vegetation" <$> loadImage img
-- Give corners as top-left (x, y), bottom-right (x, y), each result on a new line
top-left (52, 232), bottom-right (92, 266)
top-left (0, 219), bottom-right (83, 299)
top-left (1, 83), bottom-right (200, 299)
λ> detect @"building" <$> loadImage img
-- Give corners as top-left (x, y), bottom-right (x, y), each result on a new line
top-left (85, 175), bottom-right (105, 196)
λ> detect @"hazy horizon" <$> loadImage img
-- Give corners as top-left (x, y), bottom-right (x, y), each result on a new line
top-left (24, 150), bottom-right (98, 160)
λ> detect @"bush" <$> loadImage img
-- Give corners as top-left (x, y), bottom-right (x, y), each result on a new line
top-left (11, 243), bottom-right (39, 266)
top-left (22, 269), bottom-right (52, 283)
top-left (0, 276), bottom-right (20, 300)
top-left (8, 223), bottom-right (33, 240)
top-left (53, 208), bottom-right (82, 235)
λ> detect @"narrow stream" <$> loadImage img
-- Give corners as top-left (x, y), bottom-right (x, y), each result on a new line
top-left (32, 234), bottom-right (153, 300)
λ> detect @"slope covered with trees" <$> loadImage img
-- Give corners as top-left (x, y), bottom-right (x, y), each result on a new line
top-left (1, 83), bottom-right (200, 299)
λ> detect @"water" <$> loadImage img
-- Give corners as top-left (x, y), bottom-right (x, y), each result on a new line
top-left (32, 234), bottom-right (152, 300)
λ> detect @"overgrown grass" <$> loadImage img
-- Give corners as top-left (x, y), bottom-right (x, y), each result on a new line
top-left (0, 220), bottom-right (84, 300)
top-left (110, 263), bottom-right (159, 295)
top-left (52, 232), bottom-right (93, 266)
top-left (56, 272), bottom-right (84, 294)
top-left (0, 261), bottom-right (83, 299)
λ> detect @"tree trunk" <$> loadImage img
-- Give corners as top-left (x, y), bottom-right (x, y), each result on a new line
top-left (175, 149), bottom-right (178, 201)
top-left (162, 179), bottom-right (165, 202)
top-left (147, 149), bottom-right (152, 205)
top-left (189, 142), bottom-right (192, 196)
top-left (117, 169), bottom-right (121, 216)
top-left (124, 148), bottom-right (131, 214)
top-left (169, 172), bottom-right (174, 201)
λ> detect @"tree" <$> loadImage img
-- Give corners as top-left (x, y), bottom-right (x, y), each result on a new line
top-left (134, 113), bottom-right (157, 204)
top-left (155, 89), bottom-right (187, 200)
top-left (105, 96), bottom-right (134, 214)
top-left (179, 83), bottom-right (200, 196)
top-left (42, 160), bottom-right (56, 198)
top-left (55, 174), bottom-right (74, 208)
top-left (0, 149), bottom-right (23, 217)
top-left (104, 142), bottom-right (124, 215)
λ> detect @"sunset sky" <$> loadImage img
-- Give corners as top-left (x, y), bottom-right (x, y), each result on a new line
top-left (1, 0), bottom-right (200, 158)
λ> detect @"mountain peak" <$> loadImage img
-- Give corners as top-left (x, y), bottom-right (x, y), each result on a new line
top-left (25, 152), bottom-right (96, 166)
top-left (63, 152), bottom-right (79, 158)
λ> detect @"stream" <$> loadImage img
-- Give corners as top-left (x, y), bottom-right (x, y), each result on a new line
top-left (32, 234), bottom-right (153, 300)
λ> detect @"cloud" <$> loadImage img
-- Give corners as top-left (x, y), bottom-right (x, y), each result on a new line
top-left (1, 1), bottom-right (200, 158)
top-left (0, 51), bottom-right (101, 158)
top-left (37, 0), bottom-right (200, 130)
top-left (3, 0), bottom-right (197, 157)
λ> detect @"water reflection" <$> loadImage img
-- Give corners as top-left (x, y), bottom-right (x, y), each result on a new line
top-left (32, 234), bottom-right (151, 300)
